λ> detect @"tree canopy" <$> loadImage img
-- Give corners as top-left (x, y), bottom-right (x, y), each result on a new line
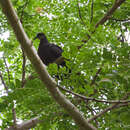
top-left (0, 0), bottom-right (130, 129)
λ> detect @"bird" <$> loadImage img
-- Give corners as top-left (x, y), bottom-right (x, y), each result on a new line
top-left (33, 32), bottom-right (66, 67)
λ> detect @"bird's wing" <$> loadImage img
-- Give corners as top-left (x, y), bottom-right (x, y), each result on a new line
top-left (49, 44), bottom-right (63, 57)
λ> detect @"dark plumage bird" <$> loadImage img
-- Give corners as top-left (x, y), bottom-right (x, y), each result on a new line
top-left (33, 32), bottom-right (66, 67)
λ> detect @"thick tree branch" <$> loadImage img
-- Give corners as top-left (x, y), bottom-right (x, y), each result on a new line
top-left (0, 0), bottom-right (96, 130)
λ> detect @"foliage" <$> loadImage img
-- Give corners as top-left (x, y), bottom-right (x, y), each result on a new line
top-left (0, 0), bottom-right (130, 129)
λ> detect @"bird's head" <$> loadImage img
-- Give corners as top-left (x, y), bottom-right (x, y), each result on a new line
top-left (33, 33), bottom-right (46, 41)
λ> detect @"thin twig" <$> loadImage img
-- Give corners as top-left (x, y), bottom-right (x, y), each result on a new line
top-left (88, 92), bottom-right (130, 122)
top-left (3, 57), bottom-right (10, 83)
top-left (111, 18), bottom-right (130, 22)
top-left (0, 71), bottom-right (9, 93)
top-left (90, 0), bottom-right (94, 23)
top-left (0, 70), bottom-right (17, 129)
top-left (19, 1), bottom-right (29, 88)
top-left (2, 57), bottom-right (18, 129)
top-left (88, 103), bottom-right (119, 122)
top-left (58, 86), bottom-right (130, 104)
top-left (20, 0), bottom-right (29, 23)
top-left (21, 48), bottom-right (26, 88)
top-left (89, 67), bottom-right (102, 97)
top-left (86, 105), bottom-right (99, 127)
top-left (0, 72), bottom-right (17, 128)
top-left (115, 102), bottom-right (129, 108)
top-left (119, 23), bottom-right (124, 42)
top-left (90, 67), bottom-right (102, 86)
top-left (77, 1), bottom-right (85, 26)
top-left (2, 57), bottom-right (17, 128)
top-left (23, 74), bottom-right (38, 86)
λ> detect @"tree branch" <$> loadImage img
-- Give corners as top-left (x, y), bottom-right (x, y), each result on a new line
top-left (79, 0), bottom-right (126, 48)
top-left (90, 67), bottom-right (102, 86)
top-left (0, 71), bottom-right (9, 93)
top-left (3, 57), bottom-right (10, 83)
top-left (77, 1), bottom-right (85, 26)
top-left (19, 0), bottom-right (29, 23)
top-left (23, 74), bottom-right (38, 86)
top-left (111, 18), bottom-right (130, 22)
top-left (0, 0), bottom-right (96, 130)
top-left (5, 117), bottom-right (42, 130)
top-left (59, 86), bottom-right (130, 104)
top-left (21, 48), bottom-right (26, 88)
top-left (12, 107), bottom-right (17, 129)
top-left (0, 71), bottom-right (17, 128)
top-left (6, 111), bottom-right (68, 130)
top-left (90, 0), bottom-right (94, 23)
top-left (86, 105), bottom-right (99, 127)
top-left (115, 102), bottom-right (130, 108)
top-left (95, 0), bottom-right (126, 28)
top-left (88, 92), bottom-right (130, 122)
